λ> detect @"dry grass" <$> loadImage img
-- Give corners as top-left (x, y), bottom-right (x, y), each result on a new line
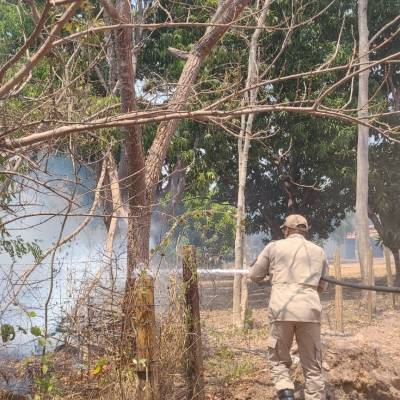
top-left (328, 258), bottom-right (394, 279)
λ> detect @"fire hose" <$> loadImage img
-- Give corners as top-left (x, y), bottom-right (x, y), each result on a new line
top-left (196, 269), bottom-right (400, 293)
top-left (321, 276), bottom-right (400, 293)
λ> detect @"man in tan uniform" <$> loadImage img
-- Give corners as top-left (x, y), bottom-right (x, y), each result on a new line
top-left (249, 214), bottom-right (328, 400)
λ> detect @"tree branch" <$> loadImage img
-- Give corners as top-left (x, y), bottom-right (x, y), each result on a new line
top-left (145, 0), bottom-right (251, 196)
top-left (0, 0), bottom-right (83, 99)
top-left (0, 1), bottom-right (52, 84)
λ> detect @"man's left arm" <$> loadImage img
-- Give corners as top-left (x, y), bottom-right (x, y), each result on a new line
top-left (249, 245), bottom-right (271, 283)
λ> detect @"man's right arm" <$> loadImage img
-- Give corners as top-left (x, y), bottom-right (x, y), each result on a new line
top-left (249, 245), bottom-right (271, 283)
top-left (317, 252), bottom-right (329, 293)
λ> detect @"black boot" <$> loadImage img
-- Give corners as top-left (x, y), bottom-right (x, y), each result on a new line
top-left (278, 389), bottom-right (295, 400)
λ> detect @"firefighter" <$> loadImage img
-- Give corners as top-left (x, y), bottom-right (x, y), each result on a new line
top-left (249, 214), bottom-right (328, 400)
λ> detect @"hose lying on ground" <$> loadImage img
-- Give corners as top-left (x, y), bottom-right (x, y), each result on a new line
top-left (321, 276), bottom-right (400, 293)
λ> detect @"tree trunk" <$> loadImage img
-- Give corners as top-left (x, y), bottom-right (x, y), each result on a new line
top-left (233, 1), bottom-right (270, 328)
top-left (113, 3), bottom-right (147, 263)
top-left (233, 129), bottom-right (250, 327)
top-left (391, 247), bottom-right (400, 285)
top-left (356, 0), bottom-right (370, 284)
top-left (101, 0), bottom-right (149, 363)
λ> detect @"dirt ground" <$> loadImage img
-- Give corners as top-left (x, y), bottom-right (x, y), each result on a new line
top-left (200, 305), bottom-right (400, 399)
top-left (328, 259), bottom-right (394, 279)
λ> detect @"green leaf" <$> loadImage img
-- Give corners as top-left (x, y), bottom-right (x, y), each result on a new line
top-left (30, 326), bottom-right (42, 337)
top-left (41, 363), bottom-right (48, 375)
top-left (26, 311), bottom-right (37, 318)
top-left (91, 365), bottom-right (102, 376)
top-left (1, 324), bottom-right (15, 342)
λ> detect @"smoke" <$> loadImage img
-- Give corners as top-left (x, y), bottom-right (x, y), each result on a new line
top-left (0, 155), bottom-right (176, 358)
top-left (0, 156), bottom-right (108, 357)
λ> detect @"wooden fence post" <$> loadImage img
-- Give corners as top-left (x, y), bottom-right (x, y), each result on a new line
top-left (384, 247), bottom-right (396, 309)
top-left (367, 247), bottom-right (376, 322)
top-left (334, 249), bottom-right (344, 333)
top-left (182, 245), bottom-right (205, 400)
top-left (135, 273), bottom-right (159, 400)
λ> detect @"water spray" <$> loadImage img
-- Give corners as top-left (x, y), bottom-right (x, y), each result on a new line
top-left (196, 268), bottom-right (249, 276)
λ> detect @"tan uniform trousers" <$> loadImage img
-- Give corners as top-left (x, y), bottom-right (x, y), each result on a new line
top-left (268, 321), bottom-right (325, 400)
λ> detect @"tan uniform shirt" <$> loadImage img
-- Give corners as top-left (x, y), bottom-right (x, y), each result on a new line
top-left (250, 233), bottom-right (329, 323)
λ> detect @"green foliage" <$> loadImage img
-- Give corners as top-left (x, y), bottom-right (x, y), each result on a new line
top-left (147, 0), bottom-right (366, 243)
top-left (138, 0), bottom-right (217, 81)
top-left (0, 0), bottom-right (33, 61)
top-left (0, 311), bottom-right (44, 344)
top-left (156, 193), bottom-right (236, 261)
top-left (0, 309), bottom-right (39, 344)
top-left (369, 141), bottom-right (400, 252)
top-left (1, 323), bottom-right (15, 342)
top-left (179, 196), bottom-right (236, 258)
top-left (30, 326), bottom-right (42, 337)
top-left (0, 231), bottom-right (42, 261)
top-left (0, 164), bottom-right (43, 260)
top-left (34, 355), bottom-right (57, 397)
top-left (91, 357), bottom-right (110, 376)
top-left (237, 115), bottom-right (355, 240)
top-left (26, 310), bottom-right (37, 318)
